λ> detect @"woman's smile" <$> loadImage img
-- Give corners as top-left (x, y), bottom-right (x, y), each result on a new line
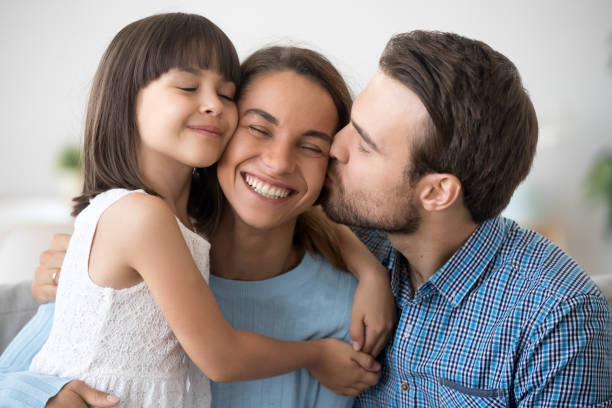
top-left (242, 172), bottom-right (296, 200)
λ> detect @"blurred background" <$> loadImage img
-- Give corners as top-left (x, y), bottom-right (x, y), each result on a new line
top-left (0, 0), bottom-right (611, 285)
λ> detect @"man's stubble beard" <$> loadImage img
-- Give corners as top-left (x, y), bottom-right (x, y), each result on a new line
top-left (321, 163), bottom-right (421, 234)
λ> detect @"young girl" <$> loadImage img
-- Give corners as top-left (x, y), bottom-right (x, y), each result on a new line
top-left (27, 13), bottom-right (391, 407)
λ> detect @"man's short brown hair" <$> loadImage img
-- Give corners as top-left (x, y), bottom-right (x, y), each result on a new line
top-left (380, 31), bottom-right (538, 223)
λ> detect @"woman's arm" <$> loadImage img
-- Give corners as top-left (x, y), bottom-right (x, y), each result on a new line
top-left (97, 194), bottom-right (379, 392)
top-left (332, 221), bottom-right (396, 357)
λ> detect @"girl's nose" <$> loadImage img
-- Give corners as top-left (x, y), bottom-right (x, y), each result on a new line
top-left (199, 89), bottom-right (223, 116)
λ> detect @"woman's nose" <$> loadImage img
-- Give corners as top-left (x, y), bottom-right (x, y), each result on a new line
top-left (262, 143), bottom-right (295, 175)
top-left (329, 125), bottom-right (349, 163)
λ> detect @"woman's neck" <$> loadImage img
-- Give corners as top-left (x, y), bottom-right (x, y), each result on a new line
top-left (210, 208), bottom-right (302, 281)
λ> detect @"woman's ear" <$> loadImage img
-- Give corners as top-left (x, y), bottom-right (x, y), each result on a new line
top-left (417, 174), bottom-right (462, 212)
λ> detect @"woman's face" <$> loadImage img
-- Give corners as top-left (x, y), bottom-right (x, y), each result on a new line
top-left (217, 70), bottom-right (338, 231)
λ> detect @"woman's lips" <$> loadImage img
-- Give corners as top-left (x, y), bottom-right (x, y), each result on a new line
top-left (241, 172), bottom-right (296, 200)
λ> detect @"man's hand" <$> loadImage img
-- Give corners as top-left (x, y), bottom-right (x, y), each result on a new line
top-left (46, 380), bottom-right (119, 407)
top-left (32, 233), bottom-right (70, 304)
top-left (308, 338), bottom-right (381, 397)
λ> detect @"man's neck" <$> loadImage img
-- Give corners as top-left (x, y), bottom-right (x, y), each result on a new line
top-left (210, 208), bottom-right (301, 281)
top-left (387, 213), bottom-right (478, 291)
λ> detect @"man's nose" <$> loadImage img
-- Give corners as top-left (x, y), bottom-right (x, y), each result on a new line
top-left (330, 125), bottom-right (350, 163)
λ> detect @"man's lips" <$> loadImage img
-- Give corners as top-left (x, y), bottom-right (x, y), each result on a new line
top-left (187, 125), bottom-right (222, 136)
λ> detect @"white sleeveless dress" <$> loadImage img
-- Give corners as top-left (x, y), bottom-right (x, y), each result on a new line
top-left (30, 189), bottom-right (212, 407)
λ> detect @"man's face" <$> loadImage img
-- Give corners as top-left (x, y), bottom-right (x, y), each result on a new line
top-left (321, 71), bottom-right (430, 233)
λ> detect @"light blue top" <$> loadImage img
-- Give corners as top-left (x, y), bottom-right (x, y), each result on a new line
top-left (209, 252), bottom-right (356, 408)
top-left (0, 252), bottom-right (356, 407)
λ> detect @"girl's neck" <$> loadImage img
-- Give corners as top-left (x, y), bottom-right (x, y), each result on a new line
top-left (139, 151), bottom-right (193, 228)
top-left (210, 208), bottom-right (302, 281)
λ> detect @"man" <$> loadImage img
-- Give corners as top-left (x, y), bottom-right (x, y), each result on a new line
top-left (320, 30), bottom-right (612, 406)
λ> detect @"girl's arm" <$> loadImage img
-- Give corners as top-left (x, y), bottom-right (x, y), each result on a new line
top-left (94, 194), bottom-right (379, 393)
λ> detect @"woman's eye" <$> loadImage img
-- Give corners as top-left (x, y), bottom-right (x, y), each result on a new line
top-left (178, 87), bottom-right (198, 92)
top-left (301, 144), bottom-right (323, 154)
top-left (247, 125), bottom-right (269, 136)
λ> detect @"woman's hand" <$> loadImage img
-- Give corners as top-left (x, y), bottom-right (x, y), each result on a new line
top-left (307, 338), bottom-right (381, 397)
top-left (46, 380), bottom-right (119, 407)
top-left (32, 233), bottom-right (70, 304)
top-left (350, 271), bottom-right (396, 357)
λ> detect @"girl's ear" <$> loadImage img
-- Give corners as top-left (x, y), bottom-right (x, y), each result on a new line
top-left (416, 173), bottom-right (462, 212)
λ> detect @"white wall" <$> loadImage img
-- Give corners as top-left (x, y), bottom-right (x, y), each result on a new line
top-left (1, 0), bottom-right (611, 275)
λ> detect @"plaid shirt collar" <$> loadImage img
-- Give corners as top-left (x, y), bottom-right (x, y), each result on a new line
top-left (389, 216), bottom-right (507, 308)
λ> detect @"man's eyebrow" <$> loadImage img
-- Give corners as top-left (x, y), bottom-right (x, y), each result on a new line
top-left (244, 108), bottom-right (279, 125)
top-left (303, 130), bottom-right (332, 143)
top-left (352, 120), bottom-right (380, 152)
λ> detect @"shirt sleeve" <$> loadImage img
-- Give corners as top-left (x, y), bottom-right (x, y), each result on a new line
top-left (351, 227), bottom-right (394, 266)
top-left (515, 293), bottom-right (612, 407)
top-left (0, 302), bottom-right (71, 407)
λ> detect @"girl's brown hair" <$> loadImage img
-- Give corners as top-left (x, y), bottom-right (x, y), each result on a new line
top-left (72, 12), bottom-right (239, 227)
top-left (199, 46), bottom-right (353, 270)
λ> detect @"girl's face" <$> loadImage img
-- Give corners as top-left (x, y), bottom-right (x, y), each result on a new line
top-left (217, 70), bottom-right (338, 231)
top-left (135, 68), bottom-right (238, 172)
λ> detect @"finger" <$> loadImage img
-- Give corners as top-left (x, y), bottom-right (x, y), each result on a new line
top-left (361, 325), bottom-right (381, 355)
top-left (39, 284), bottom-right (57, 303)
top-left (371, 333), bottom-right (390, 358)
top-left (341, 387), bottom-right (362, 397)
top-left (356, 370), bottom-right (381, 388)
top-left (69, 380), bottom-right (120, 407)
top-left (39, 250), bottom-right (65, 269)
top-left (351, 352), bottom-right (381, 372)
top-left (349, 314), bottom-right (365, 351)
top-left (50, 233), bottom-right (71, 251)
top-left (31, 280), bottom-right (57, 304)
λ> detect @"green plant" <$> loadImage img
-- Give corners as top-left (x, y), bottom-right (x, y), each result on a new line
top-left (56, 144), bottom-right (82, 171)
top-left (586, 153), bottom-right (612, 233)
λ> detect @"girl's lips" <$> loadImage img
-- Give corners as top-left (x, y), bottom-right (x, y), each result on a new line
top-left (187, 125), bottom-right (222, 136)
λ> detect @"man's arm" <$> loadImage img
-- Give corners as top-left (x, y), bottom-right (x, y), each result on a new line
top-left (515, 294), bottom-right (612, 407)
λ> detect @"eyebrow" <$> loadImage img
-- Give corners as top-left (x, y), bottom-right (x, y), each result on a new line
top-left (352, 120), bottom-right (380, 153)
top-left (244, 108), bottom-right (278, 125)
top-left (244, 108), bottom-right (332, 143)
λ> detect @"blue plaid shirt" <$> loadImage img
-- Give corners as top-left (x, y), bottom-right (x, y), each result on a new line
top-left (355, 216), bottom-right (612, 407)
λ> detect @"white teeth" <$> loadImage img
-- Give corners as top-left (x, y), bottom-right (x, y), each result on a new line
top-left (244, 174), bottom-right (291, 199)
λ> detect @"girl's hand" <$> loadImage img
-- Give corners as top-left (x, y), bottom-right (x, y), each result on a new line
top-left (32, 234), bottom-right (70, 304)
top-left (350, 272), bottom-right (396, 357)
top-left (307, 338), bottom-right (381, 397)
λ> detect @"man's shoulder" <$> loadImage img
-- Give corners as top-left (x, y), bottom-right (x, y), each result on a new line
top-left (496, 217), bottom-right (605, 305)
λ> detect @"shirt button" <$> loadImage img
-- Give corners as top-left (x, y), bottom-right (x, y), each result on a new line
top-left (400, 383), bottom-right (409, 391)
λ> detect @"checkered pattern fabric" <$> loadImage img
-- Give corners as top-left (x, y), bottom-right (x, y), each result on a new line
top-left (354, 216), bottom-right (612, 407)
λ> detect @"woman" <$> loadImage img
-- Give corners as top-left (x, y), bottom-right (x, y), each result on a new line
top-left (0, 46), bottom-right (394, 407)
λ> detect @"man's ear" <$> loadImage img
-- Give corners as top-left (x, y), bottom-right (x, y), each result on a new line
top-left (417, 174), bottom-right (462, 212)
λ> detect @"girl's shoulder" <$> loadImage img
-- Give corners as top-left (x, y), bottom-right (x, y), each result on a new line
top-left (84, 189), bottom-right (177, 244)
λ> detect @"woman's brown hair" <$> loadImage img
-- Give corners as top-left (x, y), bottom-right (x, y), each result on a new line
top-left (72, 12), bottom-right (240, 230)
top-left (199, 46), bottom-right (353, 270)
